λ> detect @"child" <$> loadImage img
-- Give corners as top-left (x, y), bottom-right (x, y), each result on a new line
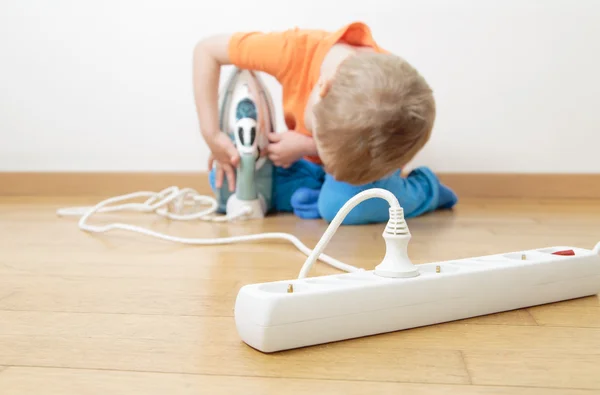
top-left (192, 22), bottom-right (457, 225)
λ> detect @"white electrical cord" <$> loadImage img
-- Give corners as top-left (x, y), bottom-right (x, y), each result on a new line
top-left (297, 188), bottom-right (403, 279)
top-left (56, 186), bottom-right (363, 275)
top-left (57, 187), bottom-right (247, 223)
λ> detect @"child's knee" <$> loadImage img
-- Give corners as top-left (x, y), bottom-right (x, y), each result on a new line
top-left (318, 176), bottom-right (390, 225)
top-left (273, 159), bottom-right (326, 212)
top-left (319, 198), bottom-right (389, 225)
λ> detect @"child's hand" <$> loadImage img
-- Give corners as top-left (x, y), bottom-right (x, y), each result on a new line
top-left (266, 131), bottom-right (316, 168)
top-left (207, 132), bottom-right (239, 192)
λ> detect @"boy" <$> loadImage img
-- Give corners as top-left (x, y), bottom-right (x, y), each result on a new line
top-left (192, 22), bottom-right (457, 225)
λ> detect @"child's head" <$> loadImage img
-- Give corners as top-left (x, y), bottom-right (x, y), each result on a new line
top-left (312, 52), bottom-right (435, 185)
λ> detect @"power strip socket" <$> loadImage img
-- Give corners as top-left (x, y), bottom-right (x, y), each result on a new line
top-left (234, 244), bottom-right (600, 353)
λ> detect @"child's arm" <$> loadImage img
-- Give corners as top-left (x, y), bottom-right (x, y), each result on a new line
top-left (193, 33), bottom-right (239, 191)
top-left (266, 131), bottom-right (318, 169)
top-left (193, 31), bottom-right (294, 190)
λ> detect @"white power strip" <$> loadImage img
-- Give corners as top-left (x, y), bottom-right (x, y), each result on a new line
top-left (234, 244), bottom-right (600, 353)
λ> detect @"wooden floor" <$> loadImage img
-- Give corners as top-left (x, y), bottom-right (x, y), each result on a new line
top-left (0, 195), bottom-right (599, 394)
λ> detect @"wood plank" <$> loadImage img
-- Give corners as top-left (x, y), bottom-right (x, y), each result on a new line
top-left (0, 334), bottom-right (467, 384)
top-left (351, 323), bottom-right (600, 354)
top-left (0, 312), bottom-right (469, 384)
top-left (0, 367), bottom-right (596, 395)
top-left (2, 172), bottom-right (600, 199)
top-left (464, 351), bottom-right (600, 390)
top-left (528, 305), bottom-right (600, 328)
top-left (0, 250), bottom-right (316, 281)
top-left (0, 276), bottom-right (239, 316)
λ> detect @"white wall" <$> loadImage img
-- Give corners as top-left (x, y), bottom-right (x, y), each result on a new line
top-left (1, 0), bottom-right (599, 173)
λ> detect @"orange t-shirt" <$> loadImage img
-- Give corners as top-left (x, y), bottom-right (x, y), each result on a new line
top-left (228, 22), bottom-right (384, 164)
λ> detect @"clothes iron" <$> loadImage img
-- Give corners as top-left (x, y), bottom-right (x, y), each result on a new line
top-left (215, 67), bottom-right (277, 219)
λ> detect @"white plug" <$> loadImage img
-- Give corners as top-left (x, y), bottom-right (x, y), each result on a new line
top-left (594, 241), bottom-right (600, 255)
top-left (296, 188), bottom-right (412, 279)
top-left (374, 207), bottom-right (419, 278)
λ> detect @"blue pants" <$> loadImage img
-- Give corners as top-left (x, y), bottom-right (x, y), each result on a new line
top-left (209, 159), bottom-right (457, 225)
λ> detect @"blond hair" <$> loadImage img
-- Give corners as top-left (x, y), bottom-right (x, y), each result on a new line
top-left (313, 52), bottom-right (435, 185)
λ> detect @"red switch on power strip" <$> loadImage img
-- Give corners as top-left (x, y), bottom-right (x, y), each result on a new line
top-left (552, 249), bottom-right (575, 256)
